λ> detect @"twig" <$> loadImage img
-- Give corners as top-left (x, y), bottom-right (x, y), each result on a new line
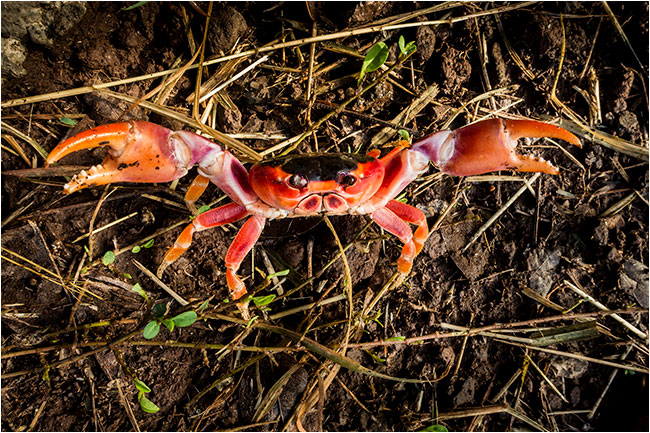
top-left (462, 173), bottom-right (540, 253)
top-left (564, 278), bottom-right (648, 340)
top-left (131, 259), bottom-right (189, 306)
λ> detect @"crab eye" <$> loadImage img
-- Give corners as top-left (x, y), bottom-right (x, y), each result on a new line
top-left (338, 173), bottom-right (357, 187)
top-left (287, 174), bottom-right (308, 189)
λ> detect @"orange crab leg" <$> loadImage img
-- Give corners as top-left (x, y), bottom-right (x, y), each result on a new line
top-left (385, 200), bottom-right (428, 255)
top-left (372, 207), bottom-right (418, 275)
top-left (184, 174), bottom-right (211, 212)
top-left (224, 216), bottom-right (266, 301)
top-left (411, 118), bottom-right (581, 177)
top-left (157, 202), bottom-right (249, 277)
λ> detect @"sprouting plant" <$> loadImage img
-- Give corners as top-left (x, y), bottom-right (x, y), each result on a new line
top-left (121, 1), bottom-right (148, 11)
top-left (134, 378), bottom-right (159, 413)
top-left (358, 41), bottom-right (389, 85)
top-left (419, 425), bottom-right (448, 432)
top-left (398, 129), bottom-right (411, 142)
top-left (189, 205), bottom-right (211, 220)
top-left (131, 238), bottom-right (155, 254)
top-left (398, 35), bottom-right (417, 58)
top-left (131, 283), bottom-right (200, 339)
top-left (102, 250), bottom-right (116, 265)
top-left (59, 117), bottom-right (77, 127)
top-left (142, 305), bottom-right (198, 339)
top-left (358, 35), bottom-right (417, 85)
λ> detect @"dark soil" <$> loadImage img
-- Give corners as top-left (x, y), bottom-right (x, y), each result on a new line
top-left (2, 2), bottom-right (648, 432)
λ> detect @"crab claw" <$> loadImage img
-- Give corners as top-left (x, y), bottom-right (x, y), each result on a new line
top-left (45, 121), bottom-right (200, 194)
top-left (411, 118), bottom-right (581, 176)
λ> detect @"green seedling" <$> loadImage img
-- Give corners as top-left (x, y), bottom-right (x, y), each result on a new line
top-left (142, 304), bottom-right (198, 339)
top-left (190, 205), bottom-right (211, 220)
top-left (265, 269), bottom-right (290, 281)
top-left (134, 378), bottom-right (159, 413)
top-left (419, 425), bottom-right (448, 432)
top-left (102, 250), bottom-right (116, 265)
top-left (358, 41), bottom-right (389, 85)
top-left (252, 294), bottom-right (276, 307)
top-left (132, 238), bottom-right (155, 254)
top-left (122, 1), bottom-right (148, 11)
top-left (131, 283), bottom-right (149, 303)
top-left (365, 350), bottom-right (386, 363)
top-left (398, 35), bottom-right (417, 58)
top-left (59, 117), bottom-right (77, 127)
top-left (398, 129), bottom-right (411, 142)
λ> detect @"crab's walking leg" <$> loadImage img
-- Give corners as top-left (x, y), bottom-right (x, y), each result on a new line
top-left (372, 207), bottom-right (418, 274)
top-left (225, 216), bottom-right (266, 301)
top-left (157, 203), bottom-right (249, 277)
top-left (184, 174), bottom-right (211, 213)
top-left (385, 200), bottom-right (428, 254)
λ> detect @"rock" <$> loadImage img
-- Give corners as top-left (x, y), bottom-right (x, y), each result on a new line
top-left (527, 248), bottom-right (562, 297)
top-left (1, 38), bottom-right (27, 78)
top-left (206, 5), bottom-right (248, 56)
top-left (552, 358), bottom-right (589, 379)
top-left (1, 2), bottom-right (87, 80)
top-left (2, 2), bottom-right (87, 46)
top-left (619, 258), bottom-right (649, 308)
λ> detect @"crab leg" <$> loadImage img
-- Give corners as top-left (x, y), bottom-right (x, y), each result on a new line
top-left (372, 207), bottom-right (419, 274)
top-left (224, 216), bottom-right (266, 301)
top-left (385, 200), bottom-right (428, 255)
top-left (184, 174), bottom-right (211, 212)
top-left (411, 118), bottom-right (581, 177)
top-left (157, 202), bottom-right (250, 276)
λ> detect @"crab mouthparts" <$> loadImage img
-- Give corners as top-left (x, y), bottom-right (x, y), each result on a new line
top-left (297, 193), bottom-right (348, 214)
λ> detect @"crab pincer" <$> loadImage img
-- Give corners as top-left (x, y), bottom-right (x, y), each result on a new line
top-left (411, 118), bottom-right (581, 176)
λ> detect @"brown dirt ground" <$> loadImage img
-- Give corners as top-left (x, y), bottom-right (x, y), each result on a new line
top-left (1, 2), bottom-right (648, 432)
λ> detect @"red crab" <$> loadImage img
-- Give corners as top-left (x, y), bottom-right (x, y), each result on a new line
top-left (46, 118), bottom-right (580, 307)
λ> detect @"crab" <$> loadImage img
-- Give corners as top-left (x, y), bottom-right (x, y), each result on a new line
top-left (46, 118), bottom-right (580, 309)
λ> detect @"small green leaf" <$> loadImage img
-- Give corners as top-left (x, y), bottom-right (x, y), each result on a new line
top-left (172, 311), bottom-right (197, 327)
top-left (131, 283), bottom-right (148, 301)
top-left (198, 299), bottom-right (209, 311)
top-left (143, 239), bottom-right (155, 248)
top-left (139, 395), bottom-right (160, 413)
top-left (404, 41), bottom-right (417, 55)
top-left (152, 303), bottom-right (166, 318)
top-left (59, 117), bottom-right (77, 127)
top-left (358, 42), bottom-right (389, 84)
top-left (134, 378), bottom-right (151, 393)
top-left (123, 273), bottom-right (132, 279)
top-left (385, 336), bottom-right (406, 342)
top-left (397, 129), bottom-right (410, 141)
top-left (42, 366), bottom-right (51, 381)
top-left (196, 205), bottom-right (211, 215)
top-left (398, 35), bottom-right (406, 55)
top-left (365, 350), bottom-right (386, 363)
top-left (252, 294), bottom-right (276, 307)
top-left (143, 321), bottom-right (160, 339)
top-left (245, 315), bottom-right (259, 328)
top-left (102, 251), bottom-right (115, 265)
top-left (419, 425), bottom-right (448, 432)
top-left (122, 1), bottom-right (148, 11)
top-left (132, 246), bottom-right (141, 254)
top-left (161, 318), bottom-right (175, 332)
top-left (266, 269), bottom-right (290, 281)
